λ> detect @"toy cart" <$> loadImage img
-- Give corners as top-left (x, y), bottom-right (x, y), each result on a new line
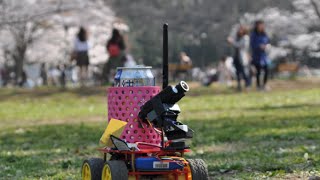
top-left (82, 24), bottom-right (209, 180)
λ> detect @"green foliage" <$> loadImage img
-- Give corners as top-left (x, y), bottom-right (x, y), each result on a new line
top-left (0, 84), bottom-right (320, 178)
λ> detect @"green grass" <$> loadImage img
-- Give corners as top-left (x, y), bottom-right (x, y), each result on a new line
top-left (0, 83), bottom-right (320, 179)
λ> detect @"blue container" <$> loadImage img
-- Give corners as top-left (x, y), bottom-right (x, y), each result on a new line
top-left (135, 157), bottom-right (183, 171)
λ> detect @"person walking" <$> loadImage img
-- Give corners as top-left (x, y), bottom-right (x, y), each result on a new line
top-left (227, 25), bottom-right (251, 91)
top-left (102, 28), bottom-right (126, 83)
top-left (250, 20), bottom-right (270, 91)
top-left (40, 63), bottom-right (47, 86)
top-left (71, 27), bottom-right (90, 86)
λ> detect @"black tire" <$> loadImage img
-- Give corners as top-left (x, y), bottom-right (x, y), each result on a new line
top-left (102, 160), bottom-right (128, 180)
top-left (187, 159), bottom-right (209, 180)
top-left (82, 158), bottom-right (104, 180)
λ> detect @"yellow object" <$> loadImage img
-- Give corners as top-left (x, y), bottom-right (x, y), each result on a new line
top-left (102, 163), bottom-right (112, 180)
top-left (100, 118), bottom-right (127, 147)
top-left (167, 166), bottom-right (192, 180)
top-left (81, 162), bottom-right (92, 180)
top-left (167, 159), bottom-right (192, 180)
top-left (128, 175), bottom-right (136, 180)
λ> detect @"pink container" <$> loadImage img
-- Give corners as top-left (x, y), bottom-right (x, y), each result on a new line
top-left (107, 86), bottom-right (161, 145)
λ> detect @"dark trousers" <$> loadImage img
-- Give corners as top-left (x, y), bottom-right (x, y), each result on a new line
top-left (254, 64), bottom-right (268, 88)
top-left (234, 63), bottom-right (250, 90)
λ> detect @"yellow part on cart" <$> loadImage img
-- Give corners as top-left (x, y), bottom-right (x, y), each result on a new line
top-left (100, 118), bottom-right (127, 147)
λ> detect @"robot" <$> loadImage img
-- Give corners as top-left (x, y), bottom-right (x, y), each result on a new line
top-left (82, 24), bottom-right (209, 180)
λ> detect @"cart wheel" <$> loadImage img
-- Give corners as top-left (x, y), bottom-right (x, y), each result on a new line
top-left (187, 159), bottom-right (209, 180)
top-left (82, 158), bottom-right (104, 180)
top-left (101, 160), bottom-right (128, 180)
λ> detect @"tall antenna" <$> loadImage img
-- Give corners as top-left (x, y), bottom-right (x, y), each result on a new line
top-left (162, 23), bottom-right (169, 89)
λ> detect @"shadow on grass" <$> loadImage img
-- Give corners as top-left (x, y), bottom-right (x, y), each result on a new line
top-left (1, 113), bottom-right (320, 178)
top-left (0, 123), bottom-right (104, 179)
top-left (185, 114), bottom-right (320, 177)
top-left (0, 86), bottom-right (107, 101)
top-left (245, 103), bottom-right (320, 111)
top-left (0, 85), bottom-right (235, 101)
top-left (1, 78), bottom-right (319, 101)
top-left (187, 114), bottom-right (320, 145)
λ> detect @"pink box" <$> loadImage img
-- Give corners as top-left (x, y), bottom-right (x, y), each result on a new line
top-left (107, 86), bottom-right (161, 145)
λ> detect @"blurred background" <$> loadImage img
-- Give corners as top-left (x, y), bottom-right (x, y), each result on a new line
top-left (0, 0), bottom-right (319, 88)
top-left (1, 0), bottom-right (320, 179)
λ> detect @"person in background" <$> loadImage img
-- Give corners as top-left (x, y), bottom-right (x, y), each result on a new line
top-left (71, 27), bottom-right (90, 86)
top-left (40, 63), bottom-right (47, 86)
top-left (180, 52), bottom-right (192, 66)
top-left (227, 25), bottom-right (251, 91)
top-left (178, 52), bottom-right (192, 80)
top-left (18, 70), bottom-right (27, 87)
top-left (58, 64), bottom-right (66, 89)
top-left (218, 56), bottom-right (232, 86)
top-left (0, 65), bottom-right (9, 87)
top-left (103, 28), bottom-right (126, 83)
top-left (250, 20), bottom-right (270, 91)
top-left (124, 54), bottom-right (137, 67)
top-left (48, 65), bottom-right (60, 86)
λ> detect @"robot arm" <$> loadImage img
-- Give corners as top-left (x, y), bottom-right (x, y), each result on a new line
top-left (138, 81), bottom-right (189, 119)
top-left (138, 81), bottom-right (193, 142)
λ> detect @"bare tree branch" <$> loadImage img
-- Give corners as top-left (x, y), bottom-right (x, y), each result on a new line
top-left (311, 0), bottom-right (320, 20)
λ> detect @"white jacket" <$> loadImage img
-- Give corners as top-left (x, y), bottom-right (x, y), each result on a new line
top-left (231, 35), bottom-right (250, 66)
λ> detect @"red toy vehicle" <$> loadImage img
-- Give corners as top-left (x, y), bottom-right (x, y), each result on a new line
top-left (82, 24), bottom-right (209, 180)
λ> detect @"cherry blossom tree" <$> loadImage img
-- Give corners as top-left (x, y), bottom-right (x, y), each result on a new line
top-left (233, 0), bottom-right (320, 63)
top-left (0, 0), bottom-right (116, 85)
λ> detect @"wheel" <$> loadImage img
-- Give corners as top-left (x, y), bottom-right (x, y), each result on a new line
top-left (187, 159), bottom-right (209, 180)
top-left (82, 158), bottom-right (104, 180)
top-left (101, 160), bottom-right (128, 180)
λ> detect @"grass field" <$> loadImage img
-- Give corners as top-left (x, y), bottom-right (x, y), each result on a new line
top-left (0, 79), bottom-right (320, 179)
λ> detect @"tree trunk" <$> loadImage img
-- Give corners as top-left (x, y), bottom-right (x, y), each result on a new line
top-left (13, 43), bottom-right (27, 86)
top-left (14, 58), bottom-right (23, 85)
top-left (311, 0), bottom-right (320, 21)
